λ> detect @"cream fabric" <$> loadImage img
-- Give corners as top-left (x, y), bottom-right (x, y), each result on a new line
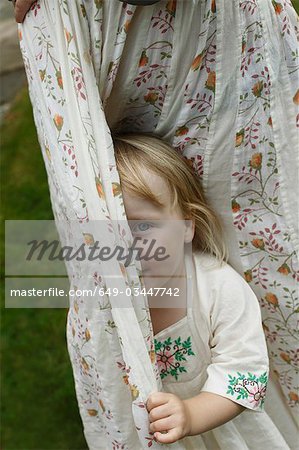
top-left (153, 251), bottom-right (289, 448)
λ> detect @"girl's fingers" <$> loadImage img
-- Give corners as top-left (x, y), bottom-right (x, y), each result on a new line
top-left (154, 428), bottom-right (180, 444)
top-left (148, 403), bottom-right (174, 423)
top-left (150, 416), bottom-right (173, 433)
top-left (146, 391), bottom-right (173, 411)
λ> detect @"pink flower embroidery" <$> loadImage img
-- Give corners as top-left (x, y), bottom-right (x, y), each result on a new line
top-left (241, 379), bottom-right (267, 407)
top-left (154, 336), bottom-right (195, 380)
top-left (156, 348), bottom-right (175, 372)
top-left (227, 372), bottom-right (268, 409)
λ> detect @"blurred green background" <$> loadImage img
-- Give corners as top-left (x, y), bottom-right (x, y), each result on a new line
top-left (1, 89), bottom-right (88, 448)
top-left (1, 1), bottom-right (298, 449)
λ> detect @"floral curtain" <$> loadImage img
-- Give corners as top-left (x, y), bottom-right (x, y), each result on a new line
top-left (18, 0), bottom-right (298, 448)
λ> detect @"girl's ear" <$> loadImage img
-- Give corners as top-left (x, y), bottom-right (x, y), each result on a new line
top-left (184, 218), bottom-right (195, 244)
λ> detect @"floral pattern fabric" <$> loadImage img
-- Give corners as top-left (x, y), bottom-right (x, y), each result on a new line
top-left (154, 335), bottom-right (196, 381)
top-left (17, 0), bottom-right (298, 448)
top-left (226, 371), bottom-right (268, 409)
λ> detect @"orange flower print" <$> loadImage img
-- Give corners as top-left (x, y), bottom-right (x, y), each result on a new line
top-left (83, 233), bottom-right (95, 246)
top-left (144, 92), bottom-right (158, 105)
top-left (112, 182), bottom-right (122, 197)
top-left (293, 89), bottom-right (299, 105)
top-left (277, 263), bottom-right (291, 275)
top-left (235, 129), bottom-right (244, 147)
top-left (166, 0), bottom-right (176, 17)
top-left (272, 1), bottom-right (283, 14)
top-left (99, 399), bottom-right (105, 412)
top-left (175, 125), bottom-right (189, 136)
top-left (129, 384), bottom-right (139, 400)
top-left (39, 70), bottom-right (46, 82)
top-left (250, 152), bottom-right (262, 170)
top-left (74, 299), bottom-right (79, 313)
top-left (81, 357), bottom-right (90, 372)
top-left (54, 114), bottom-right (64, 131)
top-left (56, 69), bottom-right (63, 89)
top-left (124, 20), bottom-right (131, 34)
top-left (64, 28), bottom-right (72, 44)
top-left (139, 50), bottom-right (148, 67)
top-left (244, 270), bottom-right (252, 283)
top-left (119, 263), bottom-right (127, 277)
top-left (289, 392), bottom-right (299, 403)
top-left (280, 352), bottom-right (291, 363)
top-left (191, 54), bottom-right (203, 72)
top-left (87, 409), bottom-right (98, 416)
top-left (265, 292), bottom-right (279, 307)
top-left (251, 238), bottom-right (265, 250)
top-left (267, 116), bottom-right (273, 127)
top-left (232, 199), bottom-right (240, 213)
top-left (83, 49), bottom-right (92, 66)
top-left (123, 375), bottom-right (129, 385)
top-left (95, 177), bottom-right (105, 199)
top-left (149, 350), bottom-right (156, 364)
top-left (18, 29), bottom-right (22, 41)
top-left (85, 328), bottom-right (91, 341)
top-left (211, 0), bottom-right (216, 13)
top-left (205, 71), bottom-right (216, 92)
top-left (45, 146), bottom-right (51, 161)
top-left (252, 80), bottom-right (263, 97)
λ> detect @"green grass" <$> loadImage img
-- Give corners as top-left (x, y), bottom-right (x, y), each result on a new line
top-left (1, 86), bottom-right (88, 449)
top-left (292, 0), bottom-right (299, 13)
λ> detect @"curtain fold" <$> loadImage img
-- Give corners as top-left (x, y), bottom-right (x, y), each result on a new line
top-left (17, 0), bottom-right (298, 448)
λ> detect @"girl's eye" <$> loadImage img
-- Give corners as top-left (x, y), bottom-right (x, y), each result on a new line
top-left (132, 222), bottom-right (154, 233)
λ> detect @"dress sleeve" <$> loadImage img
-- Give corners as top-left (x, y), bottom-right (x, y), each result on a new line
top-left (200, 263), bottom-right (269, 412)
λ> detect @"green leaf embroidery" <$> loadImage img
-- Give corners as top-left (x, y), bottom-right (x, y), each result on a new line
top-left (227, 371), bottom-right (268, 408)
top-left (155, 335), bottom-right (196, 380)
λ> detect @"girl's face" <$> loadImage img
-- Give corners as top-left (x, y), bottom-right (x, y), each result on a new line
top-left (121, 167), bottom-right (195, 288)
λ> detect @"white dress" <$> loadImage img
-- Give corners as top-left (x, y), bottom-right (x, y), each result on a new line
top-left (153, 251), bottom-right (290, 449)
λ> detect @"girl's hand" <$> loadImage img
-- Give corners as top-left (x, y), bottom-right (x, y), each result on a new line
top-left (13, 0), bottom-right (37, 23)
top-left (146, 391), bottom-right (191, 444)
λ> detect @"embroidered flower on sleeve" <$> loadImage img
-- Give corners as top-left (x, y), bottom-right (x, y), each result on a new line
top-left (154, 336), bottom-right (195, 381)
top-left (226, 371), bottom-right (268, 408)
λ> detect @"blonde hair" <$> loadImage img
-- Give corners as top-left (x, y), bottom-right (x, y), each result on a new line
top-left (112, 132), bottom-right (228, 263)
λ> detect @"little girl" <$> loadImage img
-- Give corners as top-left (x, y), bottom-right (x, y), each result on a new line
top-left (112, 132), bottom-right (289, 449)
